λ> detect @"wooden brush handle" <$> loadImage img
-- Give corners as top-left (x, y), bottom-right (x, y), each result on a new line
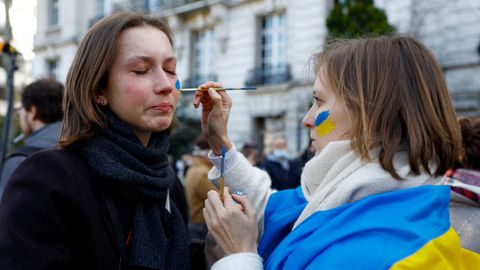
top-left (220, 176), bottom-right (225, 203)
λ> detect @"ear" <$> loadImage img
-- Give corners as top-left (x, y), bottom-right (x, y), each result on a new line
top-left (28, 105), bottom-right (39, 121)
top-left (95, 91), bottom-right (108, 106)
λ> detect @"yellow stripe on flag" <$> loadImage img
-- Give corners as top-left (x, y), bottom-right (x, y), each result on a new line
top-left (391, 227), bottom-right (480, 269)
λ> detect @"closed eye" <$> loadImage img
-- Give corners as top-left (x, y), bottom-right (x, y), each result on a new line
top-left (313, 95), bottom-right (324, 105)
top-left (133, 68), bottom-right (149, 75)
top-left (165, 69), bottom-right (177, 76)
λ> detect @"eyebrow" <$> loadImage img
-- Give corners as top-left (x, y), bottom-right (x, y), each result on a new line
top-left (164, 57), bottom-right (176, 64)
top-left (126, 56), bottom-right (177, 65)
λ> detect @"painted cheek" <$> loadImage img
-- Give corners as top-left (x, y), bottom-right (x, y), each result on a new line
top-left (315, 110), bottom-right (336, 137)
top-left (175, 79), bottom-right (181, 91)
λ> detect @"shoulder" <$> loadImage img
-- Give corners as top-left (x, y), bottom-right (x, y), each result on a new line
top-left (25, 147), bottom-right (86, 170)
top-left (6, 147), bottom-right (92, 194)
top-left (186, 164), bottom-right (210, 176)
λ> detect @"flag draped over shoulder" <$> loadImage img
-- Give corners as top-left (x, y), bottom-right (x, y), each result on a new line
top-left (258, 185), bottom-right (480, 269)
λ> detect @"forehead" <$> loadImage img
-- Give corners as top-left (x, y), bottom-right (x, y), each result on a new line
top-left (313, 72), bottom-right (334, 97)
top-left (116, 26), bottom-right (173, 60)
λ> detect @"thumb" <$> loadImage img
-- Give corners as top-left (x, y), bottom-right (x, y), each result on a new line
top-left (208, 88), bottom-right (223, 108)
top-left (232, 194), bottom-right (255, 218)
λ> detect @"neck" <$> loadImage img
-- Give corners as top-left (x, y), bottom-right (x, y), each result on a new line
top-left (133, 131), bottom-right (151, 146)
top-left (30, 121), bottom-right (47, 133)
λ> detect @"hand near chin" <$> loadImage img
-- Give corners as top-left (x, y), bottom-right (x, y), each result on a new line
top-left (193, 81), bottom-right (233, 154)
top-left (203, 187), bottom-right (258, 255)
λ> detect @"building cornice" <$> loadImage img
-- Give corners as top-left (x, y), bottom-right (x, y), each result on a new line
top-left (33, 36), bottom-right (80, 53)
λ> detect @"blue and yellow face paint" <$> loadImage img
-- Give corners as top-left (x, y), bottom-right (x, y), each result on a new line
top-left (315, 110), bottom-right (335, 137)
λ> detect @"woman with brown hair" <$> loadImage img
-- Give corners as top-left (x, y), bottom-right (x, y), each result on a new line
top-left (0, 12), bottom-right (189, 269)
top-left (196, 35), bottom-right (480, 269)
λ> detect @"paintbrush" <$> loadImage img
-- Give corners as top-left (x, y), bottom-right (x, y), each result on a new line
top-left (220, 146), bottom-right (225, 203)
top-left (180, 87), bottom-right (257, 92)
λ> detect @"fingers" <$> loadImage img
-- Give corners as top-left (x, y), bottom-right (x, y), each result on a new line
top-left (205, 189), bottom-right (224, 214)
top-left (232, 193), bottom-right (256, 218)
top-left (193, 81), bottom-right (220, 108)
top-left (208, 87), bottom-right (223, 106)
top-left (192, 81), bottom-right (231, 109)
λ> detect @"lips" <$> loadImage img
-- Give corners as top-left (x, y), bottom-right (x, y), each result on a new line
top-left (151, 103), bottom-right (174, 113)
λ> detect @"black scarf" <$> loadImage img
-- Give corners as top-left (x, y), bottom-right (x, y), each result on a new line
top-left (81, 113), bottom-right (189, 270)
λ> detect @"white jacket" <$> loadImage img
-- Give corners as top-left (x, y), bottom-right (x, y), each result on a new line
top-left (207, 141), bottom-right (478, 269)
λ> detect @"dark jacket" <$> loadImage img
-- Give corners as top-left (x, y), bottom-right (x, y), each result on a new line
top-left (0, 147), bottom-right (188, 269)
top-left (0, 121), bottom-right (62, 198)
top-left (261, 157), bottom-right (301, 190)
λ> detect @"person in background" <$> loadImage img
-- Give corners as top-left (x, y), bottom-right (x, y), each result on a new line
top-left (184, 134), bottom-right (216, 270)
top-left (0, 79), bottom-right (64, 199)
top-left (196, 35), bottom-right (480, 269)
top-left (447, 116), bottom-right (480, 253)
top-left (0, 12), bottom-right (190, 270)
top-left (185, 135), bottom-right (216, 224)
top-left (261, 136), bottom-right (301, 190)
top-left (290, 140), bottom-right (316, 182)
top-left (241, 142), bottom-right (259, 166)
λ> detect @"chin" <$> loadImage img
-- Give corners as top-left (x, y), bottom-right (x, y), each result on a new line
top-left (153, 119), bottom-right (174, 132)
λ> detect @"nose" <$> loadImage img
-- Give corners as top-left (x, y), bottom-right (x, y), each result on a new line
top-left (303, 107), bottom-right (315, 129)
top-left (153, 69), bottom-right (174, 95)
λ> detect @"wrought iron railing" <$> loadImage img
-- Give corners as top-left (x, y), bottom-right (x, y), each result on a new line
top-left (245, 64), bottom-right (292, 86)
top-left (182, 74), bottom-right (218, 89)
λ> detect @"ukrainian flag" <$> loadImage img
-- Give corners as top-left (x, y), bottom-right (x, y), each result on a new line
top-left (258, 186), bottom-right (480, 269)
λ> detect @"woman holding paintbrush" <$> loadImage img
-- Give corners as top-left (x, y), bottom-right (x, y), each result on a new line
top-left (195, 35), bottom-right (480, 269)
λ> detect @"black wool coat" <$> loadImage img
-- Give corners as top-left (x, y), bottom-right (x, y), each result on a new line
top-left (0, 147), bottom-right (188, 270)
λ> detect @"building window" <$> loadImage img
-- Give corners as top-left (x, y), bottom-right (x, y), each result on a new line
top-left (49, 0), bottom-right (60, 26)
top-left (130, 0), bottom-right (161, 13)
top-left (261, 13), bottom-right (287, 83)
top-left (47, 59), bottom-right (59, 80)
top-left (245, 13), bottom-right (291, 86)
top-left (97, 0), bottom-right (105, 16)
top-left (184, 28), bottom-right (216, 88)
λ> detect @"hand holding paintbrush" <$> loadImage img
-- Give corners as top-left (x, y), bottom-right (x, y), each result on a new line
top-left (192, 81), bottom-right (235, 202)
top-left (193, 81), bottom-right (233, 155)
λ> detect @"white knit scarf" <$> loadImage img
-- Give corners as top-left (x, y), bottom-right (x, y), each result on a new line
top-left (294, 140), bottom-right (440, 229)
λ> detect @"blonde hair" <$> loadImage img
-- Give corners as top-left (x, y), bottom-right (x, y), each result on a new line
top-left (316, 35), bottom-right (462, 179)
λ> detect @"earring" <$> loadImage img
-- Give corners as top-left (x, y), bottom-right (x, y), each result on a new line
top-left (97, 99), bottom-right (106, 105)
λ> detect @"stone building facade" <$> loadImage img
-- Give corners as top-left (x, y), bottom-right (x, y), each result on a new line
top-left (32, 0), bottom-right (480, 154)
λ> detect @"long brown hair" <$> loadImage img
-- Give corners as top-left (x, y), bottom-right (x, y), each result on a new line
top-left (316, 35), bottom-right (462, 179)
top-left (59, 12), bottom-right (174, 147)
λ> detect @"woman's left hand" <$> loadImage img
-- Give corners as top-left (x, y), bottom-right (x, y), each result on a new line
top-left (203, 187), bottom-right (258, 255)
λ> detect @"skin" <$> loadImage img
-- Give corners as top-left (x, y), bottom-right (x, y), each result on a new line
top-left (194, 71), bottom-right (353, 255)
top-left (98, 26), bottom-right (180, 146)
top-left (272, 137), bottom-right (287, 151)
top-left (303, 74), bottom-right (353, 155)
top-left (19, 105), bottom-right (45, 136)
